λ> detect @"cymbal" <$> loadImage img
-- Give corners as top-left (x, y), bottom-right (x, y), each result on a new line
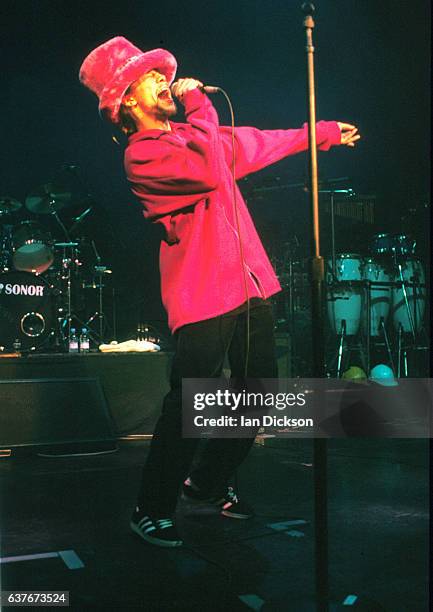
top-left (0, 196), bottom-right (22, 214)
top-left (25, 183), bottom-right (71, 214)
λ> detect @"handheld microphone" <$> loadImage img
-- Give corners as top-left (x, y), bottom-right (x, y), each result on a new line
top-left (201, 85), bottom-right (220, 94)
top-left (171, 83), bottom-right (220, 96)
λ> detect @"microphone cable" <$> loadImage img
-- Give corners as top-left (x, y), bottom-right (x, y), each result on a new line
top-left (213, 87), bottom-right (250, 379)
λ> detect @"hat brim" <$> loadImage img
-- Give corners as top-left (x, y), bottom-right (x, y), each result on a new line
top-left (99, 48), bottom-right (177, 124)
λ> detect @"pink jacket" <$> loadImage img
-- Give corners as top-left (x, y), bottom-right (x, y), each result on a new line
top-left (124, 89), bottom-right (341, 333)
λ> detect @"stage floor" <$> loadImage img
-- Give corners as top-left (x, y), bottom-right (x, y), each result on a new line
top-left (0, 439), bottom-right (428, 611)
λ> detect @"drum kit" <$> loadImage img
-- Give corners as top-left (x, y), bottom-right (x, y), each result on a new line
top-left (0, 185), bottom-right (113, 353)
top-left (326, 232), bottom-right (427, 377)
top-left (273, 231), bottom-right (427, 378)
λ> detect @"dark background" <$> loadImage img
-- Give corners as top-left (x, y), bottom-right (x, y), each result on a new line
top-left (1, 0), bottom-right (430, 343)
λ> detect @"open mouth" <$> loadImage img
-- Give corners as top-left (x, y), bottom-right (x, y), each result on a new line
top-left (158, 89), bottom-right (172, 101)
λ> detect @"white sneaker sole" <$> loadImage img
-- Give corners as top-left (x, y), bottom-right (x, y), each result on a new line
top-left (221, 509), bottom-right (252, 519)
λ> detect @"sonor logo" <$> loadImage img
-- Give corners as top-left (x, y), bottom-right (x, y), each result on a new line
top-left (0, 283), bottom-right (44, 297)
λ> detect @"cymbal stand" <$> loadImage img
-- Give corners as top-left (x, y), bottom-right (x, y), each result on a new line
top-left (81, 238), bottom-right (113, 343)
top-left (396, 323), bottom-right (409, 376)
top-left (330, 190), bottom-right (336, 279)
top-left (397, 323), bottom-right (403, 377)
top-left (47, 198), bottom-right (75, 346)
top-left (55, 243), bottom-right (87, 348)
top-left (285, 238), bottom-right (303, 373)
top-left (0, 224), bottom-right (12, 271)
top-left (379, 317), bottom-right (395, 373)
top-left (318, 187), bottom-right (355, 284)
top-left (336, 319), bottom-right (346, 378)
top-left (49, 199), bottom-right (71, 243)
top-left (365, 279), bottom-right (395, 374)
top-left (366, 280), bottom-right (371, 375)
top-left (84, 265), bottom-right (112, 342)
top-left (394, 255), bottom-right (416, 342)
top-left (287, 255), bottom-right (293, 324)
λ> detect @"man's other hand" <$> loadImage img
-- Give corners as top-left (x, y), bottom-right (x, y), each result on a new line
top-left (337, 122), bottom-right (361, 147)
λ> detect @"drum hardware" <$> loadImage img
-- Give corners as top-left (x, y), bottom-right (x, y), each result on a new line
top-left (0, 197), bottom-right (22, 215)
top-left (326, 253), bottom-right (397, 377)
top-left (326, 254), bottom-right (363, 337)
top-left (392, 234), bottom-right (416, 257)
top-left (274, 221), bottom-right (428, 377)
top-left (362, 258), bottom-right (391, 337)
top-left (0, 173), bottom-right (116, 353)
top-left (22, 174), bottom-right (96, 349)
top-left (248, 175), bottom-right (350, 195)
top-left (319, 186), bottom-right (355, 283)
top-left (336, 320), bottom-right (346, 378)
top-left (278, 236), bottom-right (300, 323)
top-left (272, 238), bottom-right (310, 373)
top-left (82, 265), bottom-right (113, 342)
top-left (50, 241), bottom-right (89, 349)
top-left (51, 236), bottom-right (113, 348)
top-left (395, 263), bottom-right (415, 340)
top-left (25, 183), bottom-right (72, 215)
top-left (392, 256), bottom-right (422, 342)
top-left (369, 232), bottom-right (424, 340)
top-left (0, 224), bottom-right (13, 272)
top-left (370, 232), bottom-right (394, 256)
top-left (379, 318), bottom-right (395, 373)
top-left (26, 181), bottom-right (75, 247)
top-left (11, 221), bottom-right (54, 274)
top-left (85, 236), bottom-right (113, 342)
top-left (0, 271), bottom-right (54, 352)
top-left (396, 324), bottom-right (408, 377)
top-left (327, 236), bottom-right (427, 377)
top-left (69, 205), bottom-right (93, 235)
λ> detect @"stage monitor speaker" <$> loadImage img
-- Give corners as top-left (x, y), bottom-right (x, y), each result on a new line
top-left (0, 377), bottom-right (115, 448)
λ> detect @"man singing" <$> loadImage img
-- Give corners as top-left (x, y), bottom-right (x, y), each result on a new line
top-left (79, 36), bottom-right (359, 547)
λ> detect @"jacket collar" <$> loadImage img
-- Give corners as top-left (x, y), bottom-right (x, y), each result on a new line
top-left (128, 122), bottom-right (180, 142)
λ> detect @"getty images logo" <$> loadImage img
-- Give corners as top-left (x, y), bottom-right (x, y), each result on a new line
top-left (0, 282), bottom-right (45, 297)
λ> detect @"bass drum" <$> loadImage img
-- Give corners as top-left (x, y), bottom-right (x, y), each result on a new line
top-left (0, 271), bottom-right (53, 351)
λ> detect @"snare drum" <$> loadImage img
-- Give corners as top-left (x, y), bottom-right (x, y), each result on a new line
top-left (391, 257), bottom-right (426, 333)
top-left (12, 221), bottom-right (54, 274)
top-left (362, 258), bottom-right (391, 336)
top-left (0, 270), bottom-right (53, 350)
top-left (327, 254), bottom-right (363, 335)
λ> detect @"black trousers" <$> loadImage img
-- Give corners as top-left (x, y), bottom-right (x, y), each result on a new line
top-left (137, 301), bottom-right (278, 516)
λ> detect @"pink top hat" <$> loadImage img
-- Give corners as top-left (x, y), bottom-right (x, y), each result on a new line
top-left (79, 36), bottom-right (177, 124)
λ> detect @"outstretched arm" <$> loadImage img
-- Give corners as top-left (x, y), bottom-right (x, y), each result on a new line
top-left (219, 121), bottom-right (360, 179)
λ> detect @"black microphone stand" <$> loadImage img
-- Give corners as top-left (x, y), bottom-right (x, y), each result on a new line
top-left (302, 3), bottom-right (329, 611)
